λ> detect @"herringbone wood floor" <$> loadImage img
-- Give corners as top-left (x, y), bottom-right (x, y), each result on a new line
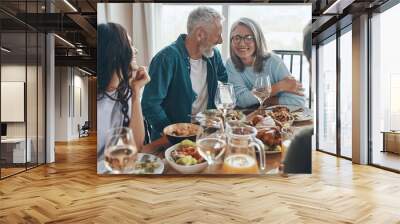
top-left (1, 135), bottom-right (400, 224)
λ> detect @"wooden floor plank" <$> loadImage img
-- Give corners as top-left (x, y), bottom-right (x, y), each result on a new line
top-left (0, 134), bottom-right (399, 223)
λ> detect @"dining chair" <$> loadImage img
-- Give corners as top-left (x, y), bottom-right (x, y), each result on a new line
top-left (273, 50), bottom-right (311, 108)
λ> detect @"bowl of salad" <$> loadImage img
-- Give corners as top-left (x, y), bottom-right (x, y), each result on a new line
top-left (165, 139), bottom-right (208, 174)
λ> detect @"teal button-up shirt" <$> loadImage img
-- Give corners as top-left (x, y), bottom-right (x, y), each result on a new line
top-left (142, 34), bottom-right (228, 140)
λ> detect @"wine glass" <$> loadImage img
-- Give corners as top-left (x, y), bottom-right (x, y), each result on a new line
top-left (196, 117), bottom-right (226, 173)
top-left (214, 83), bottom-right (236, 123)
top-left (252, 74), bottom-right (271, 110)
top-left (104, 127), bottom-right (138, 174)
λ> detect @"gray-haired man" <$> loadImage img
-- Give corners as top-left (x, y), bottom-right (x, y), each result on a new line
top-left (142, 7), bottom-right (228, 140)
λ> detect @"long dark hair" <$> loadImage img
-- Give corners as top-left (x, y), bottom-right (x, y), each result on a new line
top-left (97, 23), bottom-right (133, 127)
top-left (230, 18), bottom-right (270, 73)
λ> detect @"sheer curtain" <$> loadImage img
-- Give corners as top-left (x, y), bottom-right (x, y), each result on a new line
top-left (97, 3), bottom-right (132, 35)
top-left (97, 3), bottom-right (155, 67)
top-left (132, 4), bottom-right (157, 67)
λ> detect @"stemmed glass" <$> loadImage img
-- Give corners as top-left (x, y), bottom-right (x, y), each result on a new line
top-left (252, 74), bottom-right (271, 110)
top-left (104, 127), bottom-right (138, 174)
top-left (196, 117), bottom-right (226, 173)
top-left (214, 83), bottom-right (236, 123)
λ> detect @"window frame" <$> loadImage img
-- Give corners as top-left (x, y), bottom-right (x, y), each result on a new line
top-left (0, 1), bottom-right (47, 179)
top-left (368, 0), bottom-right (400, 173)
top-left (315, 23), bottom-right (353, 160)
top-left (154, 3), bottom-right (311, 61)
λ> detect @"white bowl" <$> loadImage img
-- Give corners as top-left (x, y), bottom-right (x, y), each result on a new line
top-left (163, 123), bottom-right (202, 145)
top-left (164, 144), bottom-right (208, 174)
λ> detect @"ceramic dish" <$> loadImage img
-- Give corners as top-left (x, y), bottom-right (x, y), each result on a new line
top-left (132, 153), bottom-right (164, 174)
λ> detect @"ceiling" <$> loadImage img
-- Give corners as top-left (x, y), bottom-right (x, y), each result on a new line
top-left (311, 0), bottom-right (390, 43)
top-left (0, 0), bottom-right (97, 74)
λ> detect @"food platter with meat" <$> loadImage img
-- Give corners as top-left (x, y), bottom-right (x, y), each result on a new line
top-left (256, 127), bottom-right (283, 153)
top-left (267, 106), bottom-right (294, 128)
top-left (246, 106), bottom-right (294, 129)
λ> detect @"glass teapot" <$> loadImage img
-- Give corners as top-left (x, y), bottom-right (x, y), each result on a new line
top-left (223, 124), bottom-right (266, 174)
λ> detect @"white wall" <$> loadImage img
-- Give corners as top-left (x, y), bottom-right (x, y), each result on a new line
top-left (1, 65), bottom-right (33, 138)
top-left (71, 72), bottom-right (89, 138)
top-left (54, 67), bottom-right (89, 141)
top-left (1, 63), bottom-right (46, 164)
top-left (54, 66), bottom-right (68, 141)
top-left (1, 65), bottom-right (26, 141)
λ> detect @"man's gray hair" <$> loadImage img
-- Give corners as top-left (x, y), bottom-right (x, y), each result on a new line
top-left (187, 6), bottom-right (223, 34)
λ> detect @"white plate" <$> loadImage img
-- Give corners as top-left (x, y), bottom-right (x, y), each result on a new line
top-left (292, 113), bottom-right (313, 122)
top-left (292, 108), bottom-right (313, 122)
top-left (132, 153), bottom-right (164, 174)
top-left (266, 105), bottom-right (313, 122)
top-left (195, 109), bottom-right (246, 122)
top-left (264, 145), bottom-right (282, 154)
top-left (265, 150), bottom-right (282, 154)
top-left (196, 109), bottom-right (222, 118)
top-left (265, 104), bottom-right (301, 112)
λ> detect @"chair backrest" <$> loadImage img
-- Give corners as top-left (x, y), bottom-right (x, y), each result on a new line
top-left (272, 50), bottom-right (311, 108)
top-left (82, 121), bottom-right (90, 129)
top-left (272, 50), bottom-right (303, 82)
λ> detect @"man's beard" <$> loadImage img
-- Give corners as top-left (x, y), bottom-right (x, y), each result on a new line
top-left (199, 37), bottom-right (215, 58)
top-left (201, 46), bottom-right (214, 58)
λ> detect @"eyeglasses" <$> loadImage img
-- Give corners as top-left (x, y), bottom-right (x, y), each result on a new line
top-left (231, 35), bottom-right (255, 44)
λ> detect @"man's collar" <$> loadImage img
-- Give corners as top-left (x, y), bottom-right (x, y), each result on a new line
top-left (176, 34), bottom-right (190, 58)
top-left (176, 34), bottom-right (215, 61)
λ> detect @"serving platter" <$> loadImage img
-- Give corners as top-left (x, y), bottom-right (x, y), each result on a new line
top-left (265, 105), bottom-right (313, 123)
top-left (131, 153), bottom-right (165, 174)
top-left (195, 109), bottom-right (246, 122)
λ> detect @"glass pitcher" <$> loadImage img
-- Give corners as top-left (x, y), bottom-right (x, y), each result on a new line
top-left (223, 125), bottom-right (266, 174)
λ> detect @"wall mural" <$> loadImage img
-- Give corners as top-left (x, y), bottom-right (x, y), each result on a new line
top-left (97, 3), bottom-right (313, 175)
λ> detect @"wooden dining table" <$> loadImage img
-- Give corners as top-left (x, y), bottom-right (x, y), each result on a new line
top-left (141, 108), bottom-right (313, 175)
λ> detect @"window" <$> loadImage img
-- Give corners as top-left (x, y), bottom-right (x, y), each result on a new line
top-left (317, 37), bottom-right (337, 155)
top-left (228, 5), bottom-right (310, 52)
top-left (154, 4), bottom-right (223, 57)
top-left (390, 74), bottom-right (400, 129)
top-left (340, 28), bottom-right (352, 158)
top-left (371, 3), bottom-right (400, 171)
top-left (154, 4), bottom-right (311, 60)
top-left (0, 1), bottom-right (47, 179)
